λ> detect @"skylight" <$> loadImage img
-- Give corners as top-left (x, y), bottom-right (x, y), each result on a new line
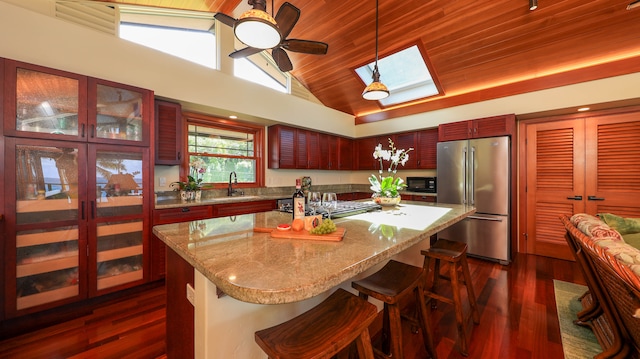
top-left (355, 45), bottom-right (440, 106)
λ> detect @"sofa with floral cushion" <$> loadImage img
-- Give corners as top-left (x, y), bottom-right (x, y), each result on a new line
top-left (561, 213), bottom-right (640, 359)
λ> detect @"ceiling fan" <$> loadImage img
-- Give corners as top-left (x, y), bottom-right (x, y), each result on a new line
top-left (214, 1), bottom-right (329, 72)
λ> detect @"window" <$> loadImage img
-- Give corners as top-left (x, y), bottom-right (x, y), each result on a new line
top-left (355, 44), bottom-right (442, 106)
top-left (117, 6), bottom-right (216, 69)
top-left (234, 57), bottom-right (288, 93)
top-left (185, 114), bottom-right (264, 188)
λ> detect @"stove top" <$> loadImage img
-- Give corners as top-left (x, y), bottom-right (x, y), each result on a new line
top-left (277, 200), bottom-right (382, 219)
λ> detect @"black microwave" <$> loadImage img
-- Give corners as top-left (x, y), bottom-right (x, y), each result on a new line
top-left (406, 177), bottom-right (437, 193)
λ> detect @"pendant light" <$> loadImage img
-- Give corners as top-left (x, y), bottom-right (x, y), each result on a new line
top-left (362, 0), bottom-right (389, 100)
top-left (234, 0), bottom-right (282, 49)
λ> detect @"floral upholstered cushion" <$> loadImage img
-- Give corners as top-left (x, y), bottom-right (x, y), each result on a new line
top-left (571, 213), bottom-right (624, 242)
top-left (598, 213), bottom-right (640, 235)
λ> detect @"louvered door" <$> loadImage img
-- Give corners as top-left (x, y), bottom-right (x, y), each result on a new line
top-left (584, 113), bottom-right (640, 217)
top-left (524, 112), bottom-right (640, 260)
top-left (525, 119), bottom-right (584, 260)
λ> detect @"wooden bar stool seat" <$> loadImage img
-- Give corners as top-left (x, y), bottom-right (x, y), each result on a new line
top-left (351, 260), bottom-right (437, 359)
top-left (254, 288), bottom-right (377, 359)
top-left (421, 239), bottom-right (479, 356)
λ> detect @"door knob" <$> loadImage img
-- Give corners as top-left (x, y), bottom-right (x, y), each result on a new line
top-left (588, 196), bottom-right (605, 201)
top-left (566, 196), bottom-right (582, 200)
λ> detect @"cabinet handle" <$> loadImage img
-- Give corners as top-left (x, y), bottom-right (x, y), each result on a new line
top-left (81, 124), bottom-right (85, 138)
top-left (566, 196), bottom-right (582, 200)
top-left (181, 207), bottom-right (190, 213)
top-left (588, 196), bottom-right (605, 201)
top-left (177, 151), bottom-right (181, 160)
top-left (90, 125), bottom-right (95, 138)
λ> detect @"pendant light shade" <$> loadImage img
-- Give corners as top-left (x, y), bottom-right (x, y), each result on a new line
top-left (362, 66), bottom-right (389, 100)
top-left (234, 0), bottom-right (281, 49)
top-left (363, 0), bottom-right (389, 100)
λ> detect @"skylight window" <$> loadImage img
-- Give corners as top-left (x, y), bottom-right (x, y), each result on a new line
top-left (355, 45), bottom-right (440, 106)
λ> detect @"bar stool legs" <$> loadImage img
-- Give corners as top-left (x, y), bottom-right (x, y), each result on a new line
top-left (422, 239), bottom-right (479, 356)
top-left (352, 260), bottom-right (438, 359)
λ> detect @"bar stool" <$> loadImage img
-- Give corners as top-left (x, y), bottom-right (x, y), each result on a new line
top-left (421, 239), bottom-right (479, 356)
top-left (254, 288), bottom-right (377, 359)
top-left (351, 260), bottom-right (438, 359)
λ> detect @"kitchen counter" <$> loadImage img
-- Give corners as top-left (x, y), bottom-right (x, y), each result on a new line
top-left (153, 201), bottom-right (473, 304)
top-left (153, 201), bottom-right (472, 358)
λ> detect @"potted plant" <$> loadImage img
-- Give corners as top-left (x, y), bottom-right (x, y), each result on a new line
top-left (369, 138), bottom-right (413, 206)
top-left (172, 159), bottom-right (207, 201)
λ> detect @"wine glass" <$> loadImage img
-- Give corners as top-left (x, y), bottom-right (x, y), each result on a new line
top-left (308, 191), bottom-right (321, 215)
top-left (322, 192), bottom-right (337, 219)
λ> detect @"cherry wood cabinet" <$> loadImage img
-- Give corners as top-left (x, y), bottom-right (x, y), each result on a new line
top-left (3, 138), bottom-right (151, 318)
top-left (4, 59), bottom-right (152, 147)
top-left (356, 128), bottom-right (437, 170)
top-left (154, 100), bottom-right (182, 165)
top-left (438, 114), bottom-right (515, 142)
top-left (268, 125), bottom-right (352, 170)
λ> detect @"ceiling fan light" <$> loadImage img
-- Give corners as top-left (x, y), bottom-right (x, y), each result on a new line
top-left (363, 81), bottom-right (390, 100)
top-left (234, 9), bottom-right (281, 49)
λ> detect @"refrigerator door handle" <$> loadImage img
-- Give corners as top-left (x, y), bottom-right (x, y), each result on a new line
top-left (470, 146), bottom-right (475, 205)
top-left (463, 147), bottom-right (468, 204)
top-left (467, 215), bottom-right (503, 222)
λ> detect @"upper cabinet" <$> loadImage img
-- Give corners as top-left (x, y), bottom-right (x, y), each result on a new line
top-left (4, 59), bottom-right (152, 146)
top-left (268, 125), bottom-right (353, 170)
top-left (355, 128), bottom-right (438, 170)
top-left (154, 100), bottom-right (183, 165)
top-left (438, 114), bottom-right (515, 142)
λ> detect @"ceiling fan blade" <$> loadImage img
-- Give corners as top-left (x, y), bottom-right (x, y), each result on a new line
top-left (283, 39), bottom-right (329, 55)
top-left (272, 48), bottom-right (293, 72)
top-left (229, 47), bottom-right (263, 59)
top-left (214, 12), bottom-right (236, 27)
top-left (275, 2), bottom-right (300, 39)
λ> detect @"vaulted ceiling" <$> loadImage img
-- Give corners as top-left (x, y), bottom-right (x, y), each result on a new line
top-left (93, 0), bottom-right (640, 124)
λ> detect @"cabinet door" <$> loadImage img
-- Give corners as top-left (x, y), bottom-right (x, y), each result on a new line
top-left (4, 60), bottom-right (88, 141)
top-left (438, 121), bottom-right (471, 142)
top-left (356, 137), bottom-right (379, 170)
top-left (319, 133), bottom-right (339, 170)
top-left (4, 138), bottom-right (88, 317)
top-left (338, 137), bottom-right (354, 170)
top-left (416, 128), bottom-right (438, 169)
top-left (88, 145), bottom-right (149, 296)
top-left (88, 78), bottom-right (152, 147)
top-left (268, 125), bottom-right (296, 169)
top-left (472, 114), bottom-right (515, 138)
top-left (295, 129), bottom-right (309, 168)
top-left (392, 132), bottom-right (417, 169)
top-left (306, 131), bottom-right (320, 169)
top-left (155, 100), bottom-right (183, 165)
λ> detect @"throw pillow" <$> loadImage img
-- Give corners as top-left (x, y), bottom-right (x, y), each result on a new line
top-left (598, 213), bottom-right (640, 235)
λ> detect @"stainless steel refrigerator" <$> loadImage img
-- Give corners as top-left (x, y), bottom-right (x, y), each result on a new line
top-left (436, 136), bottom-right (511, 263)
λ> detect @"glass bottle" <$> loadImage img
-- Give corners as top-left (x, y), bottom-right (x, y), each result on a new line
top-left (292, 178), bottom-right (306, 220)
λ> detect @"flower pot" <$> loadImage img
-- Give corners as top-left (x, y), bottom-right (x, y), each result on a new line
top-left (374, 196), bottom-right (401, 207)
top-left (181, 190), bottom-right (201, 202)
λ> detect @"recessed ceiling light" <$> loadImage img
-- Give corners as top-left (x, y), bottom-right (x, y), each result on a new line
top-left (229, 115), bottom-right (238, 119)
top-left (577, 107), bottom-right (590, 112)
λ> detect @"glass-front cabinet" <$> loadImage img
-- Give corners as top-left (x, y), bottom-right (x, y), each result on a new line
top-left (4, 59), bottom-right (151, 146)
top-left (4, 138), bottom-right (149, 317)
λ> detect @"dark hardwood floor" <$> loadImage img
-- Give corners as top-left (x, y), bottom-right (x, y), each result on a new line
top-left (0, 253), bottom-right (585, 358)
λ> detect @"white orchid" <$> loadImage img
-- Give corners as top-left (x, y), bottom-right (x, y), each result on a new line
top-left (369, 138), bottom-right (413, 199)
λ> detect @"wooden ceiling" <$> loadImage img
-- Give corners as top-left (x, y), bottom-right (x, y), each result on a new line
top-left (93, 0), bottom-right (640, 123)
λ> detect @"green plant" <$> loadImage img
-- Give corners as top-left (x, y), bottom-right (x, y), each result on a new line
top-left (171, 160), bottom-right (207, 191)
top-left (368, 138), bottom-right (413, 198)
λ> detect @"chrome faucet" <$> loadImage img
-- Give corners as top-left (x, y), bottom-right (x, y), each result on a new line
top-left (228, 171), bottom-right (238, 196)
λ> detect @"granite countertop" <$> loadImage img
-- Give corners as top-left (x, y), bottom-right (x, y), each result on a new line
top-left (152, 201), bottom-right (473, 304)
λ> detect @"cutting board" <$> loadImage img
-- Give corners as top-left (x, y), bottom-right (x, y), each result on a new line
top-left (253, 227), bottom-right (346, 242)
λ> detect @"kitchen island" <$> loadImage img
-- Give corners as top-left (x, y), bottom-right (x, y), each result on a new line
top-left (153, 201), bottom-right (474, 358)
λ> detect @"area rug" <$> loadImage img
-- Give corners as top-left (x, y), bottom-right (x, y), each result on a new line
top-left (554, 280), bottom-right (602, 359)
